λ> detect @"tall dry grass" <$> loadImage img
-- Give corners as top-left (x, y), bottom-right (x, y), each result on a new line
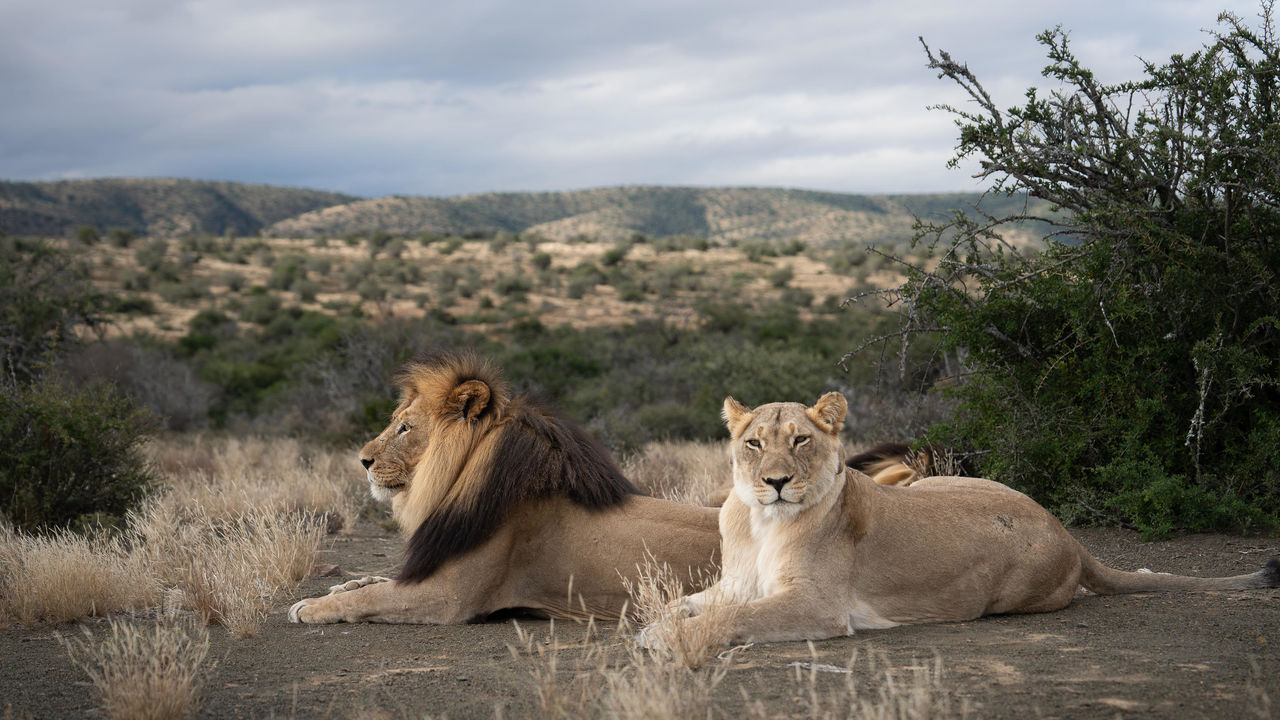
top-left (146, 435), bottom-right (363, 533)
top-left (621, 554), bottom-right (736, 671)
top-left (0, 522), bottom-right (155, 625)
top-left (131, 503), bottom-right (326, 638)
top-left (2, 434), bottom-right (355, 635)
top-left (508, 614), bottom-right (966, 720)
top-left (59, 617), bottom-right (211, 720)
top-left (508, 619), bottom-right (730, 720)
top-left (623, 441), bottom-right (731, 505)
top-left (758, 647), bottom-right (969, 720)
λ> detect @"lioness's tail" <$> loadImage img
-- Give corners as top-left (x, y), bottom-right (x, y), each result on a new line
top-left (1077, 547), bottom-right (1280, 595)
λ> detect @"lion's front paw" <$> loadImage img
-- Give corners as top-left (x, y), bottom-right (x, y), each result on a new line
top-left (327, 575), bottom-right (391, 595)
top-left (288, 597), bottom-right (328, 624)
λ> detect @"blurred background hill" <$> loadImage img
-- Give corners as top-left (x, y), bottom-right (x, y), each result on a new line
top-left (0, 178), bottom-right (1043, 246)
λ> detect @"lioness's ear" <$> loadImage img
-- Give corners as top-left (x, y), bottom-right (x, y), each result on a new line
top-left (722, 396), bottom-right (754, 437)
top-left (447, 379), bottom-right (492, 421)
top-left (807, 392), bottom-right (847, 436)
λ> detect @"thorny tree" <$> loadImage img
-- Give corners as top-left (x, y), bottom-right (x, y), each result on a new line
top-left (858, 5), bottom-right (1280, 537)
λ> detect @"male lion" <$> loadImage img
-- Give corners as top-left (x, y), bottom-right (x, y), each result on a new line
top-left (289, 352), bottom-right (720, 624)
top-left (643, 392), bottom-right (1280, 645)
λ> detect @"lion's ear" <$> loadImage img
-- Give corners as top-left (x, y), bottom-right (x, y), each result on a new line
top-left (722, 396), bottom-right (754, 437)
top-left (448, 379), bottom-right (492, 421)
top-left (807, 392), bottom-right (847, 436)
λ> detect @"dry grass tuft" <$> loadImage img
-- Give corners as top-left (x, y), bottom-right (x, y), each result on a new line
top-left (146, 435), bottom-right (363, 533)
top-left (921, 446), bottom-right (966, 478)
top-left (508, 618), bottom-right (729, 720)
top-left (0, 523), bottom-right (155, 625)
top-left (621, 555), bottom-right (735, 670)
top-left (599, 650), bottom-right (729, 720)
top-left (509, 619), bottom-right (611, 720)
top-left (623, 441), bottom-right (731, 505)
top-left (60, 617), bottom-right (211, 720)
top-left (1246, 657), bottom-right (1272, 720)
top-left (132, 503), bottom-right (325, 638)
top-left (1, 440), bottom-right (331, 636)
top-left (754, 647), bottom-right (969, 720)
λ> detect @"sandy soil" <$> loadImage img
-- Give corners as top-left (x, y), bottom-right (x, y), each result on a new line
top-left (3, 523), bottom-right (1277, 719)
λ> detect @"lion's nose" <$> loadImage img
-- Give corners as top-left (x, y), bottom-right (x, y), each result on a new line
top-left (361, 457), bottom-right (374, 470)
top-left (764, 476), bottom-right (791, 492)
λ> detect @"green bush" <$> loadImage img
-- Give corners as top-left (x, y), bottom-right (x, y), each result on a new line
top-left (107, 228), bottom-right (135, 248)
top-left (768, 264), bottom-right (794, 288)
top-left (238, 291), bottom-right (284, 325)
top-left (601, 245), bottom-right (629, 266)
top-left (896, 11), bottom-right (1280, 536)
top-left (134, 239), bottom-right (169, 272)
top-left (268, 256), bottom-right (306, 290)
top-left (0, 375), bottom-right (157, 532)
top-left (494, 275), bottom-right (533, 296)
top-left (0, 238), bottom-right (109, 382)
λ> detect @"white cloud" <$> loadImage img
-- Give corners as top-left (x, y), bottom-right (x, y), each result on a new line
top-left (0, 0), bottom-right (1267, 196)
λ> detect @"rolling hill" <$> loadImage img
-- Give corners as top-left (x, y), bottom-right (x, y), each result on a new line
top-left (0, 178), bottom-right (1046, 246)
top-left (266, 186), bottom-right (1041, 245)
top-left (0, 178), bottom-right (357, 238)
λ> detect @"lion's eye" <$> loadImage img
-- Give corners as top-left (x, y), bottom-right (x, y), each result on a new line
top-left (397, 423), bottom-right (411, 435)
top-left (745, 438), bottom-right (762, 450)
top-left (793, 435), bottom-right (810, 447)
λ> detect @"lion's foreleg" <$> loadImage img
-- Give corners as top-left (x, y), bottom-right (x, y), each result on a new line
top-left (288, 575), bottom-right (474, 624)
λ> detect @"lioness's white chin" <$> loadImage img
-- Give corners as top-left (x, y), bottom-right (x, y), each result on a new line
top-left (760, 500), bottom-right (805, 518)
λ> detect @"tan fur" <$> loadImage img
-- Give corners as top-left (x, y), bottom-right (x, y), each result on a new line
top-left (642, 393), bottom-right (1280, 645)
top-left (289, 352), bottom-right (721, 624)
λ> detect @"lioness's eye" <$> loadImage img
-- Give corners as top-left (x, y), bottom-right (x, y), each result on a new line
top-left (745, 438), bottom-right (762, 450)
top-left (793, 435), bottom-right (810, 447)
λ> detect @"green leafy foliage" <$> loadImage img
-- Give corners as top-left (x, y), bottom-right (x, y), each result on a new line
top-left (0, 375), bottom-right (157, 532)
top-left (901, 9), bottom-right (1280, 536)
top-left (0, 237), bottom-right (109, 383)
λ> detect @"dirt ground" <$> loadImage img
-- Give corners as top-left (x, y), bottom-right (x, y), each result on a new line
top-left (3, 523), bottom-right (1277, 720)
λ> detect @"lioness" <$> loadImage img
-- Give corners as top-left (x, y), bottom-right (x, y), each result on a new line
top-left (645, 392), bottom-right (1280, 644)
top-left (289, 351), bottom-right (720, 624)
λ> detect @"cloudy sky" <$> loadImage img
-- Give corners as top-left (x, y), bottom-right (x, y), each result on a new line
top-left (0, 0), bottom-right (1265, 198)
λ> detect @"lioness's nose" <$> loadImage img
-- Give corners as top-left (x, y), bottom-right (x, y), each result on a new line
top-left (764, 476), bottom-right (791, 492)
top-left (361, 457), bottom-right (374, 469)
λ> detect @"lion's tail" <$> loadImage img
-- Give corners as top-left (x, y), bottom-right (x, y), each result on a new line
top-left (1076, 545), bottom-right (1280, 595)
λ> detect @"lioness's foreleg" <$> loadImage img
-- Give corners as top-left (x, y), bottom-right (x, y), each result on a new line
top-left (650, 590), bottom-right (852, 646)
top-left (671, 584), bottom-right (737, 618)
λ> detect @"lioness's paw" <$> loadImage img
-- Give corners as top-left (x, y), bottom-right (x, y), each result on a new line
top-left (670, 596), bottom-right (700, 618)
top-left (634, 620), bottom-right (678, 652)
top-left (327, 575), bottom-right (391, 595)
top-left (634, 625), bottom-right (661, 651)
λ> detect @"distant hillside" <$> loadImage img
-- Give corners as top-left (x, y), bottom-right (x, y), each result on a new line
top-left (0, 179), bottom-right (1049, 246)
top-left (267, 186), bottom-right (1046, 245)
top-left (0, 178), bottom-right (357, 237)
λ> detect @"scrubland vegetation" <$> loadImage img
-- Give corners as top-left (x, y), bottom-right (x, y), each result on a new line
top-left (891, 6), bottom-right (1280, 537)
top-left (3, 6), bottom-right (1280, 718)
